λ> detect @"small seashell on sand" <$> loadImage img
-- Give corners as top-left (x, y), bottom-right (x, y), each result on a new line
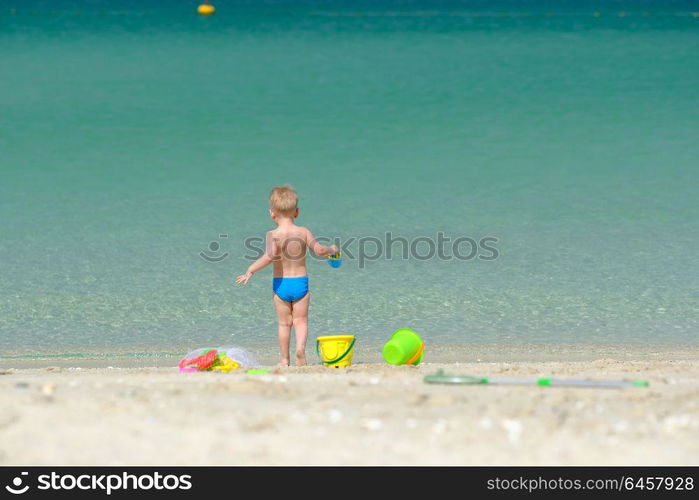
top-left (502, 419), bottom-right (523, 443)
top-left (328, 409), bottom-right (343, 423)
top-left (479, 417), bottom-right (493, 430)
top-left (41, 384), bottom-right (56, 396)
top-left (364, 418), bottom-right (383, 431)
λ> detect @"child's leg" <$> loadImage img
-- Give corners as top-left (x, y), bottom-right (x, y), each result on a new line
top-left (291, 293), bottom-right (310, 366)
top-left (273, 295), bottom-right (293, 366)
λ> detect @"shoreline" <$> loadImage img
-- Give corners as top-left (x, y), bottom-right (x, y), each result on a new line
top-left (2, 343), bottom-right (698, 369)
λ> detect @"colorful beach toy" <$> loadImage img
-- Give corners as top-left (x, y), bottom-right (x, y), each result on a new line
top-left (424, 370), bottom-right (649, 388)
top-left (179, 348), bottom-right (218, 372)
top-left (327, 251), bottom-right (342, 268)
top-left (178, 345), bottom-right (257, 373)
top-left (246, 369), bottom-right (270, 375)
top-left (382, 328), bottom-right (424, 366)
top-left (210, 353), bottom-right (240, 373)
top-left (316, 335), bottom-right (356, 368)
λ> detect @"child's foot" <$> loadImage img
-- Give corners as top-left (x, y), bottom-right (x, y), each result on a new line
top-left (296, 353), bottom-right (306, 366)
top-left (279, 358), bottom-right (290, 367)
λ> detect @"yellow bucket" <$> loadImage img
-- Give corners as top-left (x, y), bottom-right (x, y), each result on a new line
top-left (316, 335), bottom-right (356, 368)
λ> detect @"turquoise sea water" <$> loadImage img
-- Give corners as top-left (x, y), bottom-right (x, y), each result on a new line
top-left (1, 1), bottom-right (698, 358)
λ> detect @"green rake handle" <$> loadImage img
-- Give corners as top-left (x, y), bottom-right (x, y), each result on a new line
top-left (424, 370), bottom-right (648, 388)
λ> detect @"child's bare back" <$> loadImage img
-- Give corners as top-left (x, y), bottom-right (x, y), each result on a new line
top-left (268, 224), bottom-right (313, 278)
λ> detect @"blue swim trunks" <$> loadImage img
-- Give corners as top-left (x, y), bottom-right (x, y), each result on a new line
top-left (272, 276), bottom-right (309, 303)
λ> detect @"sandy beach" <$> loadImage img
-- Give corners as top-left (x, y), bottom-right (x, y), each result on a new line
top-left (1, 347), bottom-right (698, 466)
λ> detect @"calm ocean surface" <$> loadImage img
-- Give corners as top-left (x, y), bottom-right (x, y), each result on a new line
top-left (1, 1), bottom-right (698, 358)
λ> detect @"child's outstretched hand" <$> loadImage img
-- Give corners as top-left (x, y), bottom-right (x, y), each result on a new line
top-left (236, 272), bottom-right (253, 285)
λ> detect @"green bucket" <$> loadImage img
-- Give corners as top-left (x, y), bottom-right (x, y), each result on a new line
top-left (382, 328), bottom-right (424, 366)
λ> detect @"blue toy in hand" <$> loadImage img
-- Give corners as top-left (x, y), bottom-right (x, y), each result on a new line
top-left (328, 252), bottom-right (342, 268)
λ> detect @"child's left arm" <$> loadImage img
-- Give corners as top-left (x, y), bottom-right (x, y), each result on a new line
top-left (305, 228), bottom-right (338, 257)
top-left (236, 231), bottom-right (278, 285)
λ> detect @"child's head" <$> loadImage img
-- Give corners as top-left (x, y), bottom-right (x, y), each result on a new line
top-left (269, 184), bottom-right (299, 219)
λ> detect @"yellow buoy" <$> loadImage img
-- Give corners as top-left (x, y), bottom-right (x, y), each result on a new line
top-left (197, 4), bottom-right (215, 16)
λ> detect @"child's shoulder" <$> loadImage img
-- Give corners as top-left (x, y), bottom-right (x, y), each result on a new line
top-left (268, 225), bottom-right (310, 237)
top-left (292, 225), bottom-right (311, 238)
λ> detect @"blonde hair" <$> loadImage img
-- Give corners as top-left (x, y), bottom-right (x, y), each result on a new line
top-left (269, 184), bottom-right (298, 216)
